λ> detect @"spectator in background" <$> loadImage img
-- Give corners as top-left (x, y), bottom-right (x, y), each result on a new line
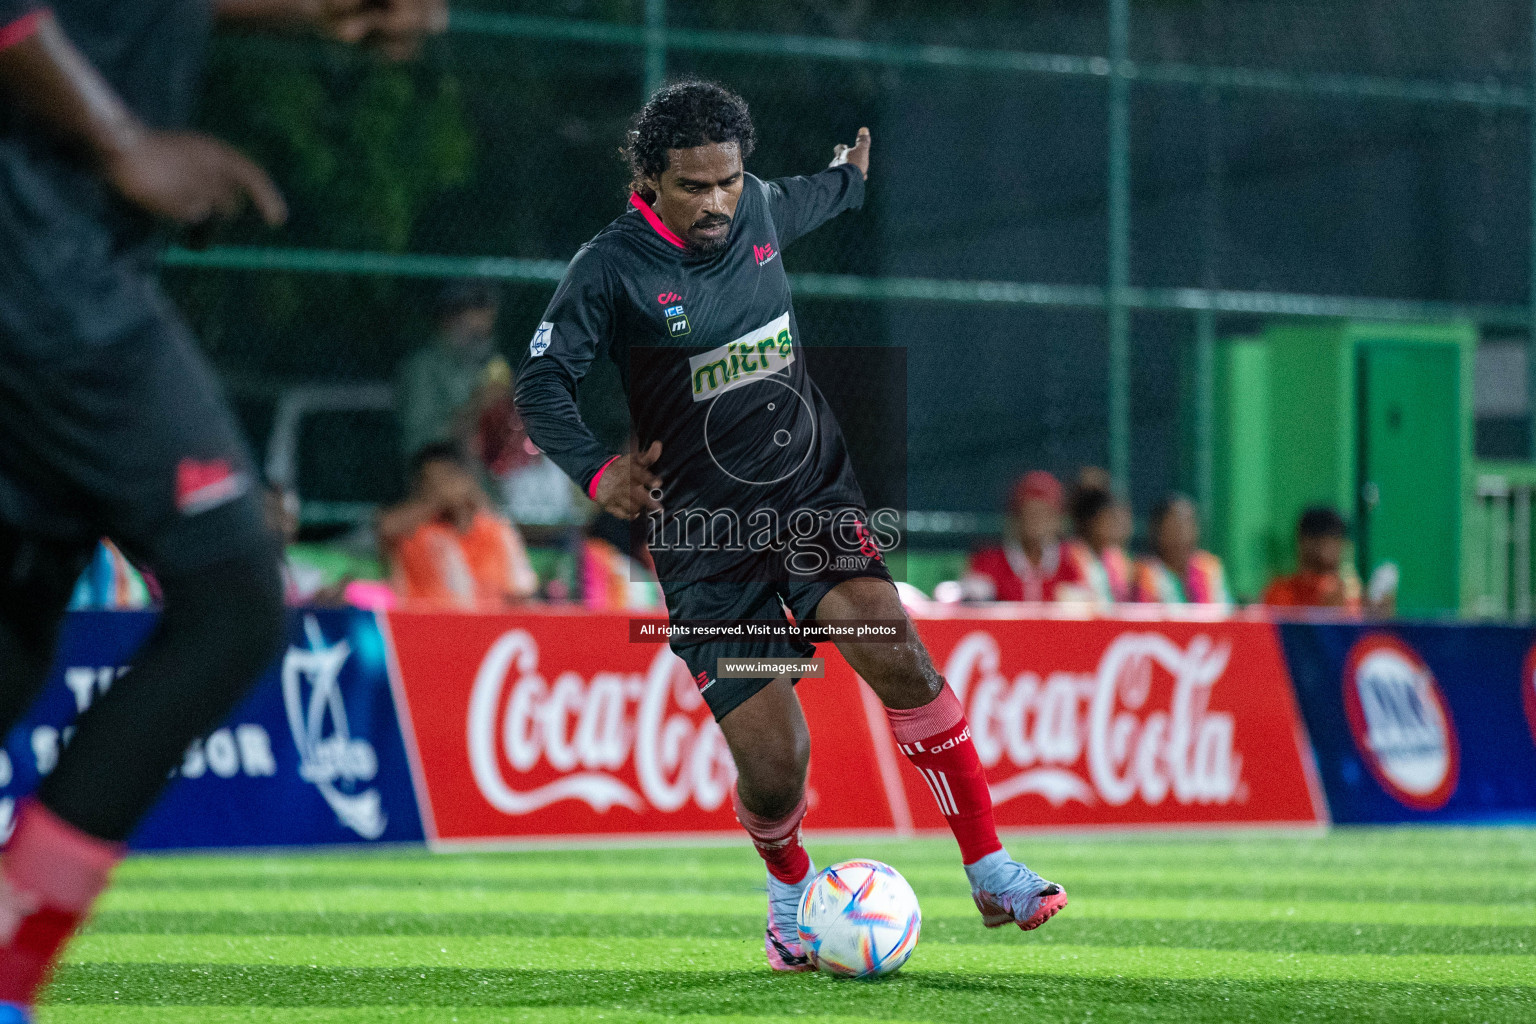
top-left (964, 471), bottom-right (1090, 602)
top-left (474, 352), bottom-right (578, 528)
top-left (396, 279), bottom-right (577, 527)
top-left (379, 442), bottom-right (538, 609)
top-left (1066, 483), bottom-right (1133, 604)
top-left (1077, 466), bottom-right (1134, 557)
top-left (580, 510), bottom-right (661, 610)
top-left (1132, 493), bottom-right (1231, 606)
top-left (264, 482), bottom-right (350, 606)
top-left (1263, 506), bottom-right (1395, 616)
top-left (396, 279), bottom-right (508, 461)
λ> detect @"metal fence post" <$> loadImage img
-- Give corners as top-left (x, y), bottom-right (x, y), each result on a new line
top-left (644, 0), bottom-right (667, 100)
top-left (1529, 0), bottom-right (1536, 463)
top-left (1196, 2), bottom-right (1223, 532)
top-left (1194, 307), bottom-right (1216, 525)
top-left (1108, 0), bottom-right (1132, 493)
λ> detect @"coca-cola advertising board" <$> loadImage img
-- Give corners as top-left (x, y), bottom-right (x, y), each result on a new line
top-left (861, 618), bottom-right (1327, 830)
top-left (386, 611), bottom-right (1327, 843)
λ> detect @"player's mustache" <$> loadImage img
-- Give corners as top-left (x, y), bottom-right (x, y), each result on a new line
top-left (692, 215), bottom-right (731, 231)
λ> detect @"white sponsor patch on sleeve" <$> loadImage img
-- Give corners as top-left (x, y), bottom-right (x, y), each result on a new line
top-left (530, 321), bottom-right (554, 357)
top-left (686, 312), bottom-right (793, 402)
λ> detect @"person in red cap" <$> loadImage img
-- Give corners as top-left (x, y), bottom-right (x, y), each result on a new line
top-left (963, 471), bottom-right (1091, 602)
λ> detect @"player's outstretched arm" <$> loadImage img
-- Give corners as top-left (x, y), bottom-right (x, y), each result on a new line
top-left (767, 127), bottom-right (871, 248)
top-left (216, 0), bottom-right (448, 58)
top-left (0, 10), bottom-right (286, 227)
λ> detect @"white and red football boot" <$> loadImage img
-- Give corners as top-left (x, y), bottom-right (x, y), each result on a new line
top-left (964, 849), bottom-right (1069, 931)
top-left (764, 864), bottom-right (815, 971)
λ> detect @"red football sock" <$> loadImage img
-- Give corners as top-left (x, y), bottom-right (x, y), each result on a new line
top-left (732, 786), bottom-right (812, 884)
top-left (887, 686), bottom-right (1003, 865)
top-left (0, 798), bottom-right (123, 1005)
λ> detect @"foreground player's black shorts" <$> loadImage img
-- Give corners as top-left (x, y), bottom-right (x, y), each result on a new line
top-left (0, 310), bottom-right (271, 579)
top-left (663, 528), bottom-right (894, 723)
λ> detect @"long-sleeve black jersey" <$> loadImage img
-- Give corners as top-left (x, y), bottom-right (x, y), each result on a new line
top-left (515, 163), bottom-right (868, 581)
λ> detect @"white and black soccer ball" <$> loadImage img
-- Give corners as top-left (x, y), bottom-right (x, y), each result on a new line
top-left (796, 859), bottom-right (921, 978)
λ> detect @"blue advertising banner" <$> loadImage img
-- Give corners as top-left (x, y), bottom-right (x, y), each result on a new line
top-left (0, 609), bottom-right (425, 849)
top-left (1279, 621), bottom-right (1536, 823)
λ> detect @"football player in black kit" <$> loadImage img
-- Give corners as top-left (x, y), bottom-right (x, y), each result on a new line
top-left (0, 0), bottom-right (442, 1015)
top-left (516, 81), bottom-right (1067, 972)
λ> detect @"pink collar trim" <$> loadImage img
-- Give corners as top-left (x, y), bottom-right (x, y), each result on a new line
top-left (629, 193), bottom-right (687, 250)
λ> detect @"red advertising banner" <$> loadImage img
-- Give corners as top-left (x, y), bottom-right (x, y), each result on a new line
top-left (848, 616), bottom-right (1327, 831)
top-left (384, 610), bottom-right (1325, 844)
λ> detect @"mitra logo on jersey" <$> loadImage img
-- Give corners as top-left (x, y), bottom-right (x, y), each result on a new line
top-left (175, 457), bottom-right (250, 515)
top-left (687, 312), bottom-right (794, 402)
top-left (754, 242), bottom-right (778, 267)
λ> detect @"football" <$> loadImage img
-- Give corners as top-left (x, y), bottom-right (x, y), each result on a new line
top-left (796, 859), bottom-right (922, 978)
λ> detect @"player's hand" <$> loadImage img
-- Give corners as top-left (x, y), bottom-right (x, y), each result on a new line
top-left (103, 130), bottom-right (287, 230)
top-left (830, 127), bottom-right (871, 180)
top-left (321, 0), bottom-right (449, 59)
top-left (594, 441), bottom-right (663, 520)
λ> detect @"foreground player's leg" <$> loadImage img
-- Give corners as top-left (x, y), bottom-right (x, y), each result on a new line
top-left (0, 534), bottom-right (95, 1021)
top-left (717, 677), bottom-right (816, 971)
top-left (818, 577), bottom-right (1068, 931)
top-left (0, 532), bottom-right (92, 740)
top-left (0, 547), bottom-right (285, 1012)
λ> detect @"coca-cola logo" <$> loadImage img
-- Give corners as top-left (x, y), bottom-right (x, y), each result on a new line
top-left (945, 630), bottom-right (1244, 809)
top-left (466, 630), bottom-right (736, 816)
top-left (1521, 644), bottom-right (1536, 752)
top-left (1343, 634), bottom-right (1458, 811)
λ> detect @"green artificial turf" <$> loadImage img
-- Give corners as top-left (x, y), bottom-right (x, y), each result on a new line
top-left (39, 828), bottom-right (1536, 1023)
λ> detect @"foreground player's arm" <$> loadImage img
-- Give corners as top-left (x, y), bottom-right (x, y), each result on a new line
top-left (0, 7), bottom-right (286, 226)
top-left (767, 127), bottom-right (871, 248)
top-left (216, 0), bottom-right (447, 57)
top-left (514, 247), bottom-right (661, 520)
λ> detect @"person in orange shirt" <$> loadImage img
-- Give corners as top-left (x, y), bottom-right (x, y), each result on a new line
top-left (1262, 505), bottom-right (1395, 616)
top-left (379, 442), bottom-right (538, 609)
top-left (964, 471), bottom-right (1091, 602)
top-left (1065, 482), bottom-right (1132, 604)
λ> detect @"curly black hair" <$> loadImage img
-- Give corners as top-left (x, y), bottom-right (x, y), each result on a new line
top-left (625, 80), bottom-right (756, 197)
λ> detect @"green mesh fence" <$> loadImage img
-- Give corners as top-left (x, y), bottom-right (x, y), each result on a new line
top-left (162, 0), bottom-right (1536, 540)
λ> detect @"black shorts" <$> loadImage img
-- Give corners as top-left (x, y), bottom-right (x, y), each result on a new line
top-left (0, 308), bottom-right (271, 580)
top-left (663, 526), bottom-right (893, 722)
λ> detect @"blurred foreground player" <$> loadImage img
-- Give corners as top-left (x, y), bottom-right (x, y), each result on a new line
top-left (0, 0), bottom-right (443, 1016)
top-left (516, 81), bottom-right (1066, 973)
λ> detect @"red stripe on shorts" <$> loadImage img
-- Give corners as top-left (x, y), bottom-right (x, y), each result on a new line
top-left (0, 9), bottom-right (47, 51)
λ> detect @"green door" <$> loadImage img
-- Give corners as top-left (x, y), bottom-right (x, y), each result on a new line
top-left (1356, 344), bottom-right (1461, 615)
